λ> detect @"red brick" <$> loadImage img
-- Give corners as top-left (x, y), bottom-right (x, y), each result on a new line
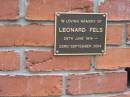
top-left (0, 24), bottom-right (54, 46)
top-left (26, 0), bottom-right (93, 20)
top-left (0, 24), bottom-right (124, 46)
top-left (99, 0), bottom-right (130, 20)
top-left (67, 72), bottom-right (127, 95)
top-left (0, 51), bottom-right (19, 71)
top-left (0, 0), bottom-right (19, 20)
top-left (107, 25), bottom-right (123, 45)
top-left (26, 50), bottom-right (91, 72)
top-left (127, 24), bottom-right (130, 42)
top-left (96, 48), bottom-right (130, 69)
top-left (0, 75), bottom-right (62, 96)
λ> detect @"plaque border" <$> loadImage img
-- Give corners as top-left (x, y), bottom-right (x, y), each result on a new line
top-left (54, 12), bottom-right (107, 55)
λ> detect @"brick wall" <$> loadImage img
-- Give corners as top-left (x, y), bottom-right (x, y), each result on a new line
top-left (0, 0), bottom-right (129, 97)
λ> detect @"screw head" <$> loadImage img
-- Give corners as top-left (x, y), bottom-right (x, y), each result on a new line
top-left (61, 19), bottom-right (65, 23)
top-left (103, 14), bottom-right (106, 17)
top-left (56, 50), bottom-right (59, 53)
top-left (56, 13), bottom-right (60, 16)
top-left (101, 50), bottom-right (105, 53)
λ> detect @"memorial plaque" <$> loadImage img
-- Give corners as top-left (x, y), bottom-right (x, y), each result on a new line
top-left (54, 12), bottom-right (107, 55)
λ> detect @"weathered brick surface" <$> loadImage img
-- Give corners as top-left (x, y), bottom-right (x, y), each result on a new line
top-left (0, 0), bottom-right (129, 97)
top-left (107, 24), bottom-right (123, 45)
top-left (96, 48), bottom-right (130, 69)
top-left (26, 50), bottom-right (91, 71)
top-left (0, 75), bottom-right (62, 96)
top-left (67, 72), bottom-right (127, 95)
top-left (26, 0), bottom-right (93, 20)
top-left (0, 24), bottom-right (123, 46)
top-left (99, 0), bottom-right (130, 20)
top-left (0, 24), bottom-right (54, 46)
top-left (0, 51), bottom-right (20, 71)
top-left (0, 0), bottom-right (19, 20)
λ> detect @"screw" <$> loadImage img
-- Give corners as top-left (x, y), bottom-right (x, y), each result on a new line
top-left (61, 19), bottom-right (65, 23)
top-left (103, 14), bottom-right (106, 17)
top-left (101, 50), bottom-right (105, 53)
top-left (56, 13), bottom-right (60, 16)
top-left (56, 50), bottom-right (59, 53)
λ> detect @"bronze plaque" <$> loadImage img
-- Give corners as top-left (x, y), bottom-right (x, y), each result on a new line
top-left (54, 12), bottom-right (107, 55)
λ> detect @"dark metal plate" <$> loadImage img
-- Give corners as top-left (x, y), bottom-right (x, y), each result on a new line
top-left (54, 12), bottom-right (107, 55)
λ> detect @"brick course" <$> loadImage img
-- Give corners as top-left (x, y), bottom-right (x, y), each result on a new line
top-left (0, 75), bottom-right (62, 96)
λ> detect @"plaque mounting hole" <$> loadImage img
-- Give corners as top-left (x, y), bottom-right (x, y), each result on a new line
top-left (125, 68), bottom-right (130, 87)
top-left (55, 50), bottom-right (59, 54)
top-left (56, 13), bottom-right (60, 16)
top-left (101, 50), bottom-right (105, 53)
top-left (103, 14), bottom-right (106, 17)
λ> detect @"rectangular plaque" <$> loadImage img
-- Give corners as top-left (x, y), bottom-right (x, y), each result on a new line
top-left (54, 12), bottom-right (107, 55)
